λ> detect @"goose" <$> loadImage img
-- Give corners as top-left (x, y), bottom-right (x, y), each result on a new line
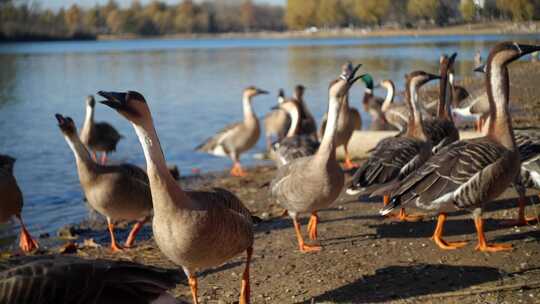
top-left (318, 65), bottom-right (363, 169)
top-left (263, 89), bottom-right (290, 150)
top-left (382, 42), bottom-right (540, 252)
top-left (99, 90), bottom-right (255, 304)
top-left (0, 256), bottom-right (181, 304)
top-left (270, 100), bottom-right (319, 167)
top-left (291, 85), bottom-right (318, 138)
top-left (346, 70), bottom-right (439, 221)
top-left (270, 63), bottom-right (362, 253)
top-left (380, 79), bottom-right (409, 132)
top-left (80, 95), bottom-right (123, 165)
top-left (0, 154), bottom-right (38, 253)
top-left (196, 86), bottom-right (268, 177)
top-left (56, 114), bottom-right (152, 252)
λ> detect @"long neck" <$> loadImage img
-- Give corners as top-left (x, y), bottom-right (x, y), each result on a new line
top-left (381, 83), bottom-right (394, 112)
top-left (437, 74), bottom-right (453, 120)
top-left (284, 104), bottom-right (300, 137)
top-left (133, 119), bottom-right (191, 211)
top-left (82, 105), bottom-right (94, 132)
top-left (64, 133), bottom-right (96, 172)
top-left (486, 63), bottom-right (515, 150)
top-left (405, 82), bottom-right (427, 141)
top-left (242, 94), bottom-right (255, 122)
top-left (316, 96), bottom-right (341, 161)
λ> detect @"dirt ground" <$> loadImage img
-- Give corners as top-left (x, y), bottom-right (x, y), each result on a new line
top-left (2, 63), bottom-right (540, 304)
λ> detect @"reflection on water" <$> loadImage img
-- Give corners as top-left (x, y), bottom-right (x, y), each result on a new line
top-left (0, 34), bottom-right (536, 248)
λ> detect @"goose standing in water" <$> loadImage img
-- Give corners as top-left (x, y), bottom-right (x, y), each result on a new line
top-left (196, 86), bottom-right (268, 177)
top-left (80, 95), bottom-right (123, 165)
top-left (56, 114), bottom-right (152, 252)
top-left (318, 64), bottom-right (363, 169)
top-left (0, 155), bottom-right (38, 253)
top-left (383, 42), bottom-right (540, 252)
top-left (0, 256), bottom-right (181, 304)
top-left (346, 71), bottom-right (439, 221)
top-left (263, 89), bottom-right (290, 150)
top-left (271, 64), bottom-right (362, 253)
top-left (270, 100), bottom-right (319, 167)
top-left (99, 90), bottom-right (255, 304)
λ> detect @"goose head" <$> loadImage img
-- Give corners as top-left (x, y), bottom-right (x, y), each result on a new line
top-left (0, 154), bottom-right (16, 174)
top-left (55, 114), bottom-right (78, 137)
top-left (488, 42), bottom-right (540, 67)
top-left (380, 79), bottom-right (395, 94)
top-left (86, 95), bottom-right (95, 108)
top-left (293, 85), bottom-right (305, 99)
top-left (98, 91), bottom-right (149, 126)
top-left (329, 62), bottom-right (363, 102)
top-left (406, 70), bottom-right (440, 92)
top-left (243, 86), bottom-right (268, 101)
top-left (277, 89), bottom-right (285, 104)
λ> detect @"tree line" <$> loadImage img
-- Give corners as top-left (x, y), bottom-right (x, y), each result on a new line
top-left (1, 0), bottom-right (540, 41)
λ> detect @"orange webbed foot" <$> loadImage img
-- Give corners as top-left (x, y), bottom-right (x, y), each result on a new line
top-left (432, 237), bottom-right (468, 250)
top-left (19, 228), bottom-right (39, 253)
top-left (300, 243), bottom-right (322, 253)
top-left (475, 242), bottom-right (513, 252)
top-left (110, 242), bottom-right (124, 253)
top-left (390, 208), bottom-right (424, 222)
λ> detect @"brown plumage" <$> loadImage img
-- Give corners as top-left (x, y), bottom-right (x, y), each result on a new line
top-left (384, 42), bottom-right (540, 252)
top-left (0, 256), bottom-right (181, 304)
top-left (0, 154), bottom-right (38, 253)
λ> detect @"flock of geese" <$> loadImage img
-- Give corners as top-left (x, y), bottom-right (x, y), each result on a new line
top-left (1, 41), bottom-right (540, 303)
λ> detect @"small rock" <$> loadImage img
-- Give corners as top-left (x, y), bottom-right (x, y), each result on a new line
top-left (261, 212), bottom-right (270, 220)
top-left (520, 262), bottom-right (528, 270)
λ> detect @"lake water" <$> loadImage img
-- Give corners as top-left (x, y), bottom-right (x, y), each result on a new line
top-left (0, 34), bottom-right (537, 248)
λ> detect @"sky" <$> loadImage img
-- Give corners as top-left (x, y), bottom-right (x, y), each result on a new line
top-left (41, 0), bottom-right (286, 10)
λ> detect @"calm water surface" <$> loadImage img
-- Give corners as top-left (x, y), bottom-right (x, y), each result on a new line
top-left (0, 34), bottom-right (537, 247)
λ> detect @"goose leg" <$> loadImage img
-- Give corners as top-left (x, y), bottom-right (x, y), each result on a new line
top-left (343, 146), bottom-right (358, 170)
top-left (187, 273), bottom-right (199, 304)
top-left (100, 153), bottom-right (108, 165)
top-left (307, 212), bottom-right (319, 240)
top-left (474, 215), bottom-right (512, 252)
top-left (124, 217), bottom-right (149, 248)
top-left (15, 214), bottom-right (38, 253)
top-left (431, 213), bottom-right (467, 250)
top-left (291, 215), bottom-right (321, 253)
top-left (230, 161), bottom-right (247, 177)
top-left (503, 193), bottom-right (539, 226)
top-left (106, 217), bottom-right (123, 252)
top-left (239, 246), bottom-right (253, 304)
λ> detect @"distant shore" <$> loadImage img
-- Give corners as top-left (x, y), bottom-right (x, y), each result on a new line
top-left (2, 21), bottom-right (539, 43)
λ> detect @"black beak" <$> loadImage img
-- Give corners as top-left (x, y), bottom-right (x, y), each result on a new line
top-left (55, 113), bottom-right (65, 125)
top-left (473, 64), bottom-right (486, 73)
top-left (427, 73), bottom-right (441, 81)
top-left (448, 52), bottom-right (458, 66)
top-left (257, 89), bottom-right (269, 95)
top-left (516, 43), bottom-right (540, 55)
top-left (98, 91), bottom-right (127, 110)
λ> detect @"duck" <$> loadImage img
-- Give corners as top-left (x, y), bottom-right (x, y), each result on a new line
top-left (80, 95), bottom-right (123, 165)
top-left (99, 90), bottom-right (256, 304)
top-left (382, 42), bottom-right (540, 252)
top-left (318, 64), bottom-right (363, 169)
top-left (56, 114), bottom-right (152, 252)
top-left (0, 154), bottom-right (38, 253)
top-left (196, 86), bottom-right (268, 177)
top-left (360, 74), bottom-right (390, 130)
top-left (346, 70), bottom-right (439, 221)
top-left (263, 89), bottom-right (290, 150)
top-left (0, 256), bottom-right (181, 304)
top-left (270, 63), bottom-right (362, 253)
top-left (270, 100), bottom-right (319, 167)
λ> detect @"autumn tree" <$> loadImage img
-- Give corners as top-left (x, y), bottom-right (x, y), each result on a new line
top-left (354, 0), bottom-right (390, 26)
top-left (460, 0), bottom-right (476, 22)
top-left (316, 0), bottom-right (345, 28)
top-left (407, 0), bottom-right (440, 22)
top-left (65, 4), bottom-right (82, 33)
top-left (284, 0), bottom-right (317, 30)
top-left (241, 0), bottom-right (255, 31)
top-left (496, 0), bottom-right (534, 21)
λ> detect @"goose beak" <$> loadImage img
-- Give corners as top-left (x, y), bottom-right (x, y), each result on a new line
top-left (515, 43), bottom-right (540, 55)
top-left (98, 91), bottom-right (127, 110)
top-left (55, 113), bottom-right (66, 125)
top-left (427, 73), bottom-right (441, 81)
top-left (473, 64), bottom-right (486, 73)
top-left (257, 89), bottom-right (269, 95)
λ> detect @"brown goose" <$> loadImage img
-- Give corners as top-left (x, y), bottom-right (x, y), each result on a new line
top-left (346, 71), bottom-right (439, 221)
top-left (292, 85), bottom-right (318, 137)
top-left (271, 64), bottom-right (362, 253)
top-left (383, 42), bottom-right (540, 252)
top-left (270, 101), bottom-right (319, 167)
top-left (0, 155), bottom-right (38, 253)
top-left (56, 114), bottom-right (152, 252)
top-left (263, 89), bottom-right (290, 149)
top-left (99, 91), bottom-right (255, 304)
top-left (380, 80), bottom-right (409, 132)
top-left (196, 86), bottom-right (268, 177)
top-left (0, 256), bottom-right (181, 304)
top-left (80, 95), bottom-right (123, 165)
top-left (318, 64), bottom-right (363, 169)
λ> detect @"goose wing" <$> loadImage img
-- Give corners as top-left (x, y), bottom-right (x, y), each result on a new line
top-left (187, 188), bottom-right (254, 224)
top-left (387, 138), bottom-right (510, 212)
top-left (384, 104), bottom-right (409, 131)
top-left (272, 135), bottom-right (319, 167)
top-left (94, 122), bottom-right (123, 148)
top-left (348, 137), bottom-right (428, 195)
top-left (117, 163), bottom-right (150, 187)
top-left (0, 256), bottom-right (181, 304)
top-left (423, 118), bottom-right (459, 153)
top-left (515, 129), bottom-right (540, 163)
top-left (195, 122), bottom-right (242, 154)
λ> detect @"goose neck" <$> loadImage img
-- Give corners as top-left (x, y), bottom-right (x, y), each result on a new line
top-left (381, 83), bottom-right (394, 112)
top-left (316, 96), bottom-right (340, 161)
top-left (486, 64), bottom-right (515, 150)
top-left (405, 82), bottom-right (427, 141)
